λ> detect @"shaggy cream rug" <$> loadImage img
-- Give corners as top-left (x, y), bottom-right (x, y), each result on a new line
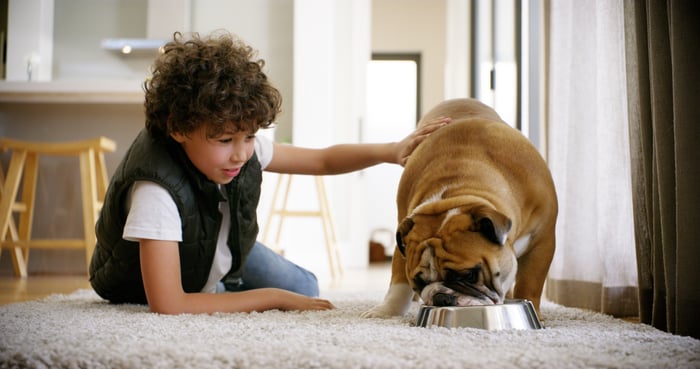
top-left (1, 289), bottom-right (698, 369)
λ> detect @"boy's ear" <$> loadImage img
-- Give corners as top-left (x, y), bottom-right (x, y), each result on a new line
top-left (170, 131), bottom-right (186, 143)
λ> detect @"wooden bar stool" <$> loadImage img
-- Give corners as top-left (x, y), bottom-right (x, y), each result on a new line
top-left (261, 174), bottom-right (344, 280)
top-left (0, 137), bottom-right (116, 277)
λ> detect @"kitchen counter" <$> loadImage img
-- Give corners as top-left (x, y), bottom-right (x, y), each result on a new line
top-left (0, 80), bottom-right (145, 104)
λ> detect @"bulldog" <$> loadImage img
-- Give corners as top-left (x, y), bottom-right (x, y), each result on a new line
top-left (361, 98), bottom-right (557, 319)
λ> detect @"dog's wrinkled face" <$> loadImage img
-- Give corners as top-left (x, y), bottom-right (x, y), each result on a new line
top-left (397, 205), bottom-right (517, 307)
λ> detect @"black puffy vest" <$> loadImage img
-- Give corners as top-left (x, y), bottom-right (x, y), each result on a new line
top-left (89, 129), bottom-right (262, 304)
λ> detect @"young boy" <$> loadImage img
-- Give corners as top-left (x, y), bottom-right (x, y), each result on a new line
top-left (89, 31), bottom-right (450, 315)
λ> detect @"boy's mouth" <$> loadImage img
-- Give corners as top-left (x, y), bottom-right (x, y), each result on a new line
top-left (223, 167), bottom-right (241, 178)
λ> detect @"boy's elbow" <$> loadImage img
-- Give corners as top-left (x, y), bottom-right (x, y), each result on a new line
top-left (146, 294), bottom-right (187, 315)
top-left (148, 301), bottom-right (184, 315)
top-left (149, 305), bottom-right (183, 315)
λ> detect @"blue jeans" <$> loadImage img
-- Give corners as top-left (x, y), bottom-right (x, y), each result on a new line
top-left (218, 241), bottom-right (319, 297)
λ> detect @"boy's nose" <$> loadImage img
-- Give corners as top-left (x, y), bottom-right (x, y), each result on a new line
top-left (230, 147), bottom-right (249, 162)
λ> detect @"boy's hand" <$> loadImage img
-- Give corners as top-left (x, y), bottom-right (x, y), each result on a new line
top-left (396, 116), bottom-right (451, 166)
top-left (280, 291), bottom-right (335, 311)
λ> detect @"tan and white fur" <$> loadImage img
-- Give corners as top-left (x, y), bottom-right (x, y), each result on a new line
top-left (361, 98), bottom-right (557, 319)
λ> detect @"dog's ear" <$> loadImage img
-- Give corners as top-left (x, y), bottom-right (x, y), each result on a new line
top-left (470, 207), bottom-right (512, 245)
top-left (396, 217), bottom-right (414, 257)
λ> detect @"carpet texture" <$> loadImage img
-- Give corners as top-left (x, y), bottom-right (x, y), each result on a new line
top-left (1, 289), bottom-right (698, 369)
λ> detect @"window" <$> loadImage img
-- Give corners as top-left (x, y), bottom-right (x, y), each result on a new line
top-left (471, 0), bottom-right (545, 150)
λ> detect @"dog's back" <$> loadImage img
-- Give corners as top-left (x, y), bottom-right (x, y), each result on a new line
top-left (398, 98), bottom-right (556, 227)
top-left (417, 98), bottom-right (504, 129)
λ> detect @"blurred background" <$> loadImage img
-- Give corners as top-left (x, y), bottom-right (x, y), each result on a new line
top-left (1, 0), bottom-right (544, 280)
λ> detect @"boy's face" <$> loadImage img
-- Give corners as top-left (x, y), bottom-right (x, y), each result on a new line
top-left (171, 124), bottom-right (256, 185)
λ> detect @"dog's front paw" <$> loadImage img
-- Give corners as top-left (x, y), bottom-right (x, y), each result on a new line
top-left (360, 303), bottom-right (402, 318)
top-left (362, 284), bottom-right (415, 318)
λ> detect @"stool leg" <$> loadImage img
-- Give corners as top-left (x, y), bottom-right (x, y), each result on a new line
top-left (261, 173), bottom-right (284, 248)
top-left (94, 150), bottom-right (110, 201)
top-left (17, 152), bottom-right (39, 267)
top-left (0, 150), bottom-right (29, 277)
top-left (79, 148), bottom-right (99, 271)
top-left (315, 176), bottom-right (343, 279)
top-left (2, 213), bottom-right (20, 257)
top-left (273, 174), bottom-right (294, 247)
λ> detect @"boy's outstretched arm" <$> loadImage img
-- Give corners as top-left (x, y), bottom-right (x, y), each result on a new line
top-left (139, 239), bottom-right (334, 314)
top-left (265, 116), bottom-right (451, 175)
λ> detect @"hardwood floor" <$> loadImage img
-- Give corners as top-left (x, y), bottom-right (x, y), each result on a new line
top-left (0, 274), bottom-right (92, 306)
top-left (0, 263), bottom-right (393, 306)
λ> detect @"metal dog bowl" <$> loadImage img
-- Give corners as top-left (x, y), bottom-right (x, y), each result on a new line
top-left (416, 299), bottom-right (543, 330)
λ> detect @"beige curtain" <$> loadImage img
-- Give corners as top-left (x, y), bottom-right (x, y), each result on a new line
top-left (623, 0), bottom-right (700, 339)
top-left (544, 0), bottom-right (639, 318)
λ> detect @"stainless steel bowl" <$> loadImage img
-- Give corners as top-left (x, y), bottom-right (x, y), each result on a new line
top-left (416, 299), bottom-right (544, 330)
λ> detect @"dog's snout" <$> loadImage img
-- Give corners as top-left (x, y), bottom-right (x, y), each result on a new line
top-left (433, 293), bottom-right (457, 306)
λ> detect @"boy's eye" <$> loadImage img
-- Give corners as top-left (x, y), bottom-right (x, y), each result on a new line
top-left (218, 138), bottom-right (233, 143)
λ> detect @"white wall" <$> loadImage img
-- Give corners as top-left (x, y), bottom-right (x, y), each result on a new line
top-left (6, 0), bottom-right (54, 81)
top-left (371, 0), bottom-right (447, 115)
top-left (52, 0), bottom-right (151, 81)
top-left (190, 0), bottom-right (295, 142)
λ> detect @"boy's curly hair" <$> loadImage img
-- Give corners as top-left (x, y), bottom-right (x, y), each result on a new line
top-left (144, 31), bottom-right (281, 138)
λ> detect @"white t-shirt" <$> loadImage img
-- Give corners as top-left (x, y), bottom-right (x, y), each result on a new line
top-left (123, 135), bottom-right (274, 293)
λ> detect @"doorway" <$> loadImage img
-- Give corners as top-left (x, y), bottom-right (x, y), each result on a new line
top-left (363, 53), bottom-right (420, 258)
